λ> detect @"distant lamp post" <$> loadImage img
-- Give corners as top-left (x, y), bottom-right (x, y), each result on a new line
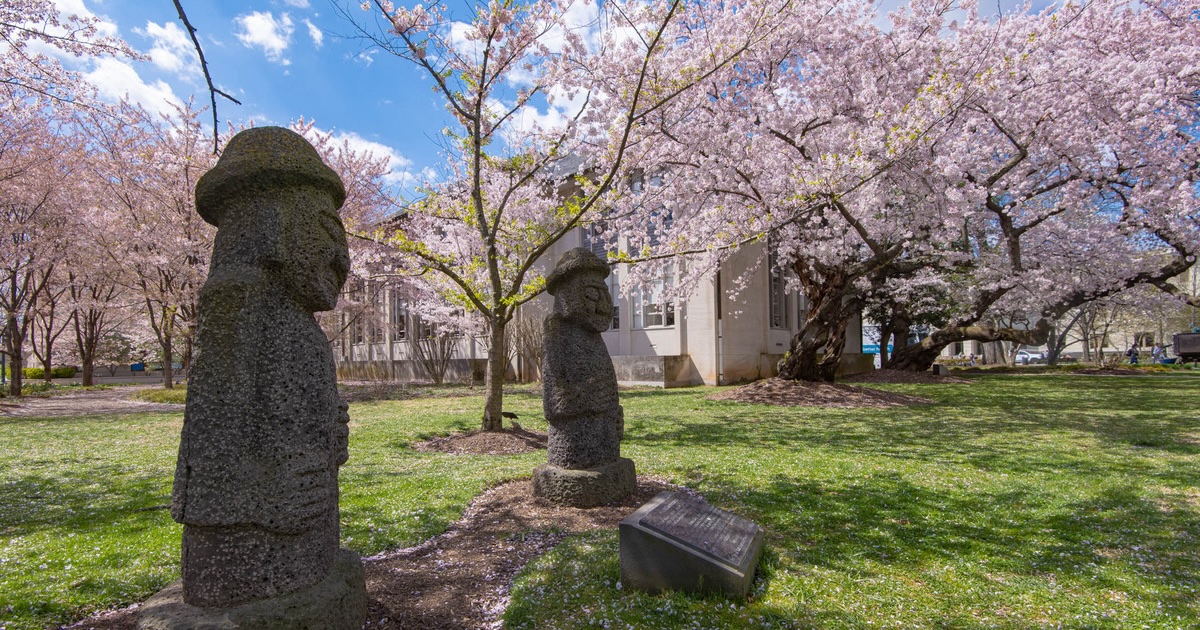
top-left (1192, 266), bottom-right (1197, 330)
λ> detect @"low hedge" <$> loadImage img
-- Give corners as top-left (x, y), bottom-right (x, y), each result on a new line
top-left (20, 366), bottom-right (78, 379)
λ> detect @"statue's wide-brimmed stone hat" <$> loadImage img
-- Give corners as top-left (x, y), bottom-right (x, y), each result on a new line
top-left (195, 126), bottom-right (346, 227)
top-left (546, 247), bottom-right (610, 296)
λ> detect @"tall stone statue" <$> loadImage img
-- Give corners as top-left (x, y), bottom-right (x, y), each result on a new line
top-left (138, 127), bottom-right (366, 630)
top-left (533, 248), bottom-right (636, 507)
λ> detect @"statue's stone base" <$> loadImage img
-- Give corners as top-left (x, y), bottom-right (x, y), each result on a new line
top-left (136, 548), bottom-right (366, 630)
top-left (533, 458), bottom-right (636, 508)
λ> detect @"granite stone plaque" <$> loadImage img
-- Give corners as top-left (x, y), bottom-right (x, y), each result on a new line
top-left (619, 491), bottom-right (764, 598)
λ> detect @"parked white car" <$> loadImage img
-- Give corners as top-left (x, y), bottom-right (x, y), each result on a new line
top-left (1015, 350), bottom-right (1043, 364)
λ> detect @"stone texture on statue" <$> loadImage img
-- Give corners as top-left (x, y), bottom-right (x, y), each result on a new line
top-left (533, 248), bottom-right (636, 508)
top-left (136, 549), bottom-right (365, 630)
top-left (137, 127), bottom-right (365, 629)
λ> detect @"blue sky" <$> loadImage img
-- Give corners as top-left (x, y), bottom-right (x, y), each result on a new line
top-left (59, 0), bottom-right (1053, 196)
top-left (60, 0), bottom-right (450, 190)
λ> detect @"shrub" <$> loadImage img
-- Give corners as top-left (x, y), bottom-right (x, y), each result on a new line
top-left (20, 366), bottom-right (78, 379)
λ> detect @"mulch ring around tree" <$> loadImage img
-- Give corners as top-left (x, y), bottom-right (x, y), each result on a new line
top-left (413, 427), bottom-right (548, 455)
top-left (708, 376), bottom-right (934, 407)
top-left (63, 478), bottom-right (677, 630)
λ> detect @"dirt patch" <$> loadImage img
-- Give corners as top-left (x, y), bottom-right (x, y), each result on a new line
top-left (0, 386), bottom-right (182, 418)
top-left (843, 368), bottom-right (973, 385)
top-left (63, 478), bottom-right (677, 630)
top-left (413, 428), bottom-right (548, 455)
top-left (1072, 368), bottom-right (1144, 376)
top-left (708, 377), bottom-right (933, 408)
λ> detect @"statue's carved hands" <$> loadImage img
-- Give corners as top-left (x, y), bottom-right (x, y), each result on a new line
top-left (333, 399), bottom-right (351, 467)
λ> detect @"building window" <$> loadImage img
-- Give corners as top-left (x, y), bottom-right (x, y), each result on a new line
top-left (768, 246), bottom-right (789, 329)
top-left (608, 273), bottom-right (620, 331)
top-left (449, 309), bottom-right (465, 337)
top-left (634, 268), bottom-right (675, 329)
top-left (347, 279), bottom-right (366, 345)
top-left (647, 207), bottom-right (673, 248)
top-left (390, 293), bottom-right (408, 340)
top-left (582, 221), bottom-right (609, 260)
top-left (415, 316), bottom-right (436, 340)
top-left (370, 286), bottom-right (386, 342)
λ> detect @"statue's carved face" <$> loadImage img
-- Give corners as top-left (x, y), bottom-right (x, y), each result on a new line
top-left (280, 192), bottom-right (350, 312)
top-left (558, 272), bottom-right (614, 333)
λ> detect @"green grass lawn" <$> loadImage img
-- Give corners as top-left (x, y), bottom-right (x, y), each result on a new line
top-left (2, 375), bottom-right (1199, 629)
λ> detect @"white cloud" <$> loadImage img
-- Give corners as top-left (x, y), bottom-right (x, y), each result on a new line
top-left (305, 19), bottom-right (324, 48)
top-left (320, 127), bottom-right (424, 188)
top-left (24, 0), bottom-right (120, 65)
top-left (234, 11), bottom-right (294, 65)
top-left (487, 97), bottom-right (570, 146)
top-left (447, 21), bottom-right (482, 64)
top-left (137, 21), bottom-right (198, 76)
top-left (282, 0), bottom-right (312, 7)
top-left (539, 0), bottom-right (600, 55)
top-left (83, 57), bottom-right (185, 119)
top-left (51, 0), bottom-right (119, 38)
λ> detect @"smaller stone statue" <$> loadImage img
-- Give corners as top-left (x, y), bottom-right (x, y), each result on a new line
top-left (533, 248), bottom-right (636, 507)
top-left (138, 127), bottom-right (366, 630)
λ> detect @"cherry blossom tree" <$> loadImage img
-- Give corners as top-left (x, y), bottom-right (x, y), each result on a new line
top-left (597, 0), bottom-right (984, 381)
top-left (29, 266), bottom-right (71, 382)
top-left (605, 0), bottom-right (1198, 380)
top-left (1, 0), bottom-right (136, 107)
top-left (63, 202), bottom-right (133, 386)
top-left (79, 100), bottom-right (216, 389)
top-left (353, 0), bottom-right (785, 429)
top-left (883, 0), bottom-right (1200, 371)
top-left (0, 105), bottom-right (78, 395)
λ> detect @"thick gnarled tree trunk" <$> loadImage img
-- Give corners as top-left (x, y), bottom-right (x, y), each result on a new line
top-left (776, 271), bottom-right (858, 383)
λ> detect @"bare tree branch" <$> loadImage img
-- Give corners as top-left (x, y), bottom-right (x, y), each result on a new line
top-left (173, 0), bottom-right (242, 154)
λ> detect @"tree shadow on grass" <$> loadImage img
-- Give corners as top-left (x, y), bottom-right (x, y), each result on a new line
top-left (0, 464), bottom-right (173, 539)
top-left (505, 530), bottom-right (824, 629)
top-left (625, 376), bottom-right (1200, 482)
top-left (693, 471), bottom-right (1200, 625)
top-left (502, 465), bottom-right (1200, 627)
